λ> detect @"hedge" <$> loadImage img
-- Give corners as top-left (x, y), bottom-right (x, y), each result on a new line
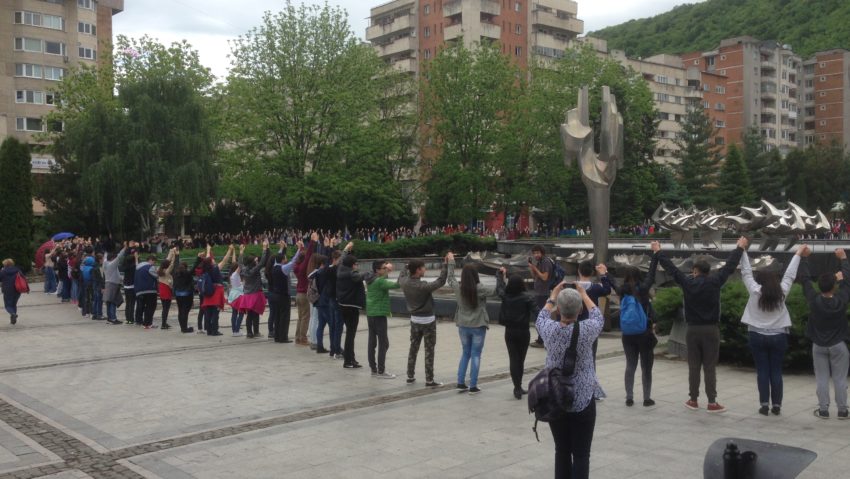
top-left (653, 280), bottom-right (846, 371)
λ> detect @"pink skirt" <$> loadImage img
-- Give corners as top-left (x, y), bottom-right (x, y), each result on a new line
top-left (231, 291), bottom-right (267, 315)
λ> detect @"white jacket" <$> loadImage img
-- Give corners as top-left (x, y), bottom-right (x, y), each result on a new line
top-left (740, 252), bottom-right (800, 331)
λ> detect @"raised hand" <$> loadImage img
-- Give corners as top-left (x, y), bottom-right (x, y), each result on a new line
top-left (344, 242), bottom-right (354, 252)
top-left (310, 232), bottom-right (319, 242)
top-left (736, 236), bottom-right (750, 250)
top-left (799, 245), bottom-right (812, 257)
top-left (836, 248), bottom-right (847, 260)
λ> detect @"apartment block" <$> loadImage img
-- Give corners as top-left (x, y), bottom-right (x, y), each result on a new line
top-left (682, 37), bottom-right (802, 156)
top-left (1, 0), bottom-right (123, 213)
top-left (366, 0), bottom-right (583, 76)
top-left (802, 49), bottom-right (850, 149)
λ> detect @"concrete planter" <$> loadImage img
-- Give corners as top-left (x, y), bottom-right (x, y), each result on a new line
top-left (667, 319), bottom-right (688, 358)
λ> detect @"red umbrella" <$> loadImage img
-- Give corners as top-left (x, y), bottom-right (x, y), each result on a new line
top-left (34, 240), bottom-right (55, 270)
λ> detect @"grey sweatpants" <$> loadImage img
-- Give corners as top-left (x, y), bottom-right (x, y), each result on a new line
top-left (812, 342), bottom-right (849, 412)
top-left (686, 324), bottom-right (720, 403)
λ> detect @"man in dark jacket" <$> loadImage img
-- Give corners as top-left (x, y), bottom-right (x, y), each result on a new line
top-left (336, 243), bottom-right (366, 369)
top-left (134, 255), bottom-right (159, 329)
top-left (798, 245), bottom-right (850, 419)
top-left (658, 236), bottom-right (747, 413)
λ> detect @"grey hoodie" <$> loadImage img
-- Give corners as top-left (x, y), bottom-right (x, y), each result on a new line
top-left (398, 264), bottom-right (448, 317)
top-left (104, 248), bottom-right (127, 285)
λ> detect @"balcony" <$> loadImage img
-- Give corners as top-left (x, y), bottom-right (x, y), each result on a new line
top-left (480, 22), bottom-right (501, 40)
top-left (366, 14), bottom-right (415, 41)
top-left (377, 36), bottom-right (416, 58)
top-left (481, 0), bottom-right (500, 16)
top-left (533, 0), bottom-right (579, 16)
top-left (761, 60), bottom-right (776, 69)
top-left (390, 57), bottom-right (417, 74)
top-left (444, 23), bottom-right (463, 40)
top-left (444, 0), bottom-right (462, 17)
top-left (533, 31), bottom-right (569, 51)
top-left (531, 10), bottom-right (584, 35)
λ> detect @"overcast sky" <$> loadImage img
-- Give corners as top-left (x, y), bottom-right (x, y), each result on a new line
top-left (113, 0), bottom-right (702, 80)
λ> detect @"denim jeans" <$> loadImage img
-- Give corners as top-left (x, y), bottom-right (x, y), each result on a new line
top-left (327, 300), bottom-right (343, 355)
top-left (44, 267), bottom-right (57, 293)
top-left (60, 278), bottom-right (71, 301)
top-left (106, 302), bottom-right (118, 321)
top-left (230, 308), bottom-right (244, 333)
top-left (308, 305), bottom-right (318, 344)
top-left (457, 326), bottom-right (487, 387)
top-left (316, 303), bottom-right (329, 350)
top-left (3, 292), bottom-right (20, 316)
top-left (748, 331), bottom-right (787, 406)
top-left (92, 288), bottom-right (103, 318)
top-left (205, 307), bottom-right (220, 334)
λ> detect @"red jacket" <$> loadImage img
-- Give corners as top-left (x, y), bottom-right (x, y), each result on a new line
top-left (293, 240), bottom-right (315, 294)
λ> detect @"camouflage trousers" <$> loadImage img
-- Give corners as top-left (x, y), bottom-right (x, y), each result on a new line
top-left (407, 321), bottom-right (437, 382)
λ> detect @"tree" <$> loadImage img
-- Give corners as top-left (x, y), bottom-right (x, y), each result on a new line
top-left (674, 106), bottom-right (720, 207)
top-left (716, 144), bottom-right (755, 211)
top-left (422, 40), bottom-right (519, 224)
top-left (223, 1), bottom-right (410, 228)
top-left (41, 36), bottom-right (218, 237)
top-left (741, 127), bottom-right (784, 203)
top-left (0, 138), bottom-right (33, 272)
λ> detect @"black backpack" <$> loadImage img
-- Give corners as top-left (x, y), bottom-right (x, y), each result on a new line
top-left (547, 257), bottom-right (566, 291)
top-left (527, 320), bottom-right (580, 441)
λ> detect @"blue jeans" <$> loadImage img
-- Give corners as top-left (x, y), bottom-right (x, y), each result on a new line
top-left (316, 303), bottom-right (329, 350)
top-left (205, 307), bottom-right (220, 334)
top-left (748, 331), bottom-right (787, 406)
top-left (327, 300), bottom-right (343, 355)
top-left (107, 302), bottom-right (118, 321)
top-left (230, 308), bottom-right (244, 333)
top-left (3, 292), bottom-right (20, 316)
top-left (60, 278), bottom-right (71, 301)
top-left (44, 267), bottom-right (57, 293)
top-left (457, 326), bottom-right (487, 387)
top-left (92, 288), bottom-right (103, 318)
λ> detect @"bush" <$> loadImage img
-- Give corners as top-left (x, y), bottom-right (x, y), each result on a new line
top-left (0, 138), bottom-right (34, 272)
top-left (653, 280), bottom-right (829, 371)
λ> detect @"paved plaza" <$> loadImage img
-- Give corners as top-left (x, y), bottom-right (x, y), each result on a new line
top-left (0, 285), bottom-right (848, 479)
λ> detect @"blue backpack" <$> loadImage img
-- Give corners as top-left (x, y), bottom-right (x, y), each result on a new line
top-left (547, 258), bottom-right (566, 291)
top-left (619, 295), bottom-right (648, 335)
top-left (198, 272), bottom-right (214, 298)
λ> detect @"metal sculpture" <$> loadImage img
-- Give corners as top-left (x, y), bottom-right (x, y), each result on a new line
top-left (561, 86), bottom-right (624, 263)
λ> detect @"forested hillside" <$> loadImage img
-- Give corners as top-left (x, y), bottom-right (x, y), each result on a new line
top-left (591, 0), bottom-right (850, 58)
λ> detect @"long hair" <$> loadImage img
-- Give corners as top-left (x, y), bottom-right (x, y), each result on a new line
top-left (504, 274), bottom-right (526, 296)
top-left (755, 270), bottom-right (785, 312)
top-left (157, 259), bottom-right (171, 277)
top-left (308, 254), bottom-right (328, 276)
top-left (620, 266), bottom-right (649, 301)
top-left (460, 264), bottom-right (480, 309)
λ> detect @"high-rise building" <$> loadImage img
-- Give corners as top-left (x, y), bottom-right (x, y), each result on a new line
top-left (366, 0), bottom-right (583, 77)
top-left (682, 37), bottom-right (802, 156)
top-left (802, 49), bottom-right (850, 149)
top-left (0, 0), bottom-right (123, 214)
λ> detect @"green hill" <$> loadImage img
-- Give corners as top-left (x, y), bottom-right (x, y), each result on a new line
top-left (591, 0), bottom-right (850, 59)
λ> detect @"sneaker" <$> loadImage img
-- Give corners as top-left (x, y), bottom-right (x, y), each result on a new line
top-left (343, 363), bottom-right (363, 369)
top-left (838, 410), bottom-right (849, 420)
top-left (316, 348), bottom-right (329, 354)
top-left (814, 408), bottom-right (830, 419)
top-left (513, 388), bottom-right (522, 400)
top-left (144, 325), bottom-right (151, 330)
top-left (232, 332), bottom-right (243, 337)
top-left (626, 398), bottom-right (634, 407)
top-left (529, 341), bottom-right (544, 349)
top-left (456, 383), bottom-right (469, 392)
top-left (406, 377), bottom-right (416, 384)
top-left (371, 370), bottom-right (378, 376)
top-left (334, 354), bottom-right (344, 360)
top-left (254, 333), bottom-right (263, 339)
top-left (759, 405), bottom-right (769, 416)
top-left (10, 314), bottom-right (17, 325)
top-left (149, 325), bottom-right (159, 329)
top-left (684, 400), bottom-right (699, 411)
top-left (643, 399), bottom-right (656, 407)
top-left (246, 333), bottom-right (254, 339)
top-left (309, 344), bottom-right (317, 350)
top-left (161, 324), bottom-right (171, 330)
top-left (468, 387), bottom-right (481, 395)
top-left (771, 406), bottom-right (781, 416)
top-left (197, 329), bottom-right (206, 334)
top-left (425, 381), bottom-right (443, 388)
top-left (125, 320), bottom-right (134, 325)
top-left (209, 331), bottom-right (223, 336)
top-left (707, 402), bottom-right (727, 414)
top-left (376, 372), bottom-right (396, 379)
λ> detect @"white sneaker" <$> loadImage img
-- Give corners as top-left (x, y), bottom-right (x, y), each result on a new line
top-left (232, 332), bottom-right (243, 337)
top-left (376, 372), bottom-right (397, 379)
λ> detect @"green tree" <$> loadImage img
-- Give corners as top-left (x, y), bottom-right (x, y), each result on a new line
top-left (223, 1), bottom-right (409, 228)
top-left (784, 148), bottom-right (808, 207)
top-left (422, 40), bottom-right (519, 224)
top-left (674, 106), bottom-right (720, 207)
top-left (41, 36), bottom-right (218, 236)
top-left (0, 138), bottom-right (33, 271)
top-left (741, 127), bottom-right (784, 203)
top-left (716, 144), bottom-right (755, 211)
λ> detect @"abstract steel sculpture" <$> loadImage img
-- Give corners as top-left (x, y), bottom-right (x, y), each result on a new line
top-left (561, 86), bottom-right (624, 263)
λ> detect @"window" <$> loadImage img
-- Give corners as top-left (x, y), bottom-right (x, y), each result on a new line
top-left (43, 66), bottom-right (65, 81)
top-left (14, 11), bottom-right (64, 30)
top-left (805, 79), bottom-right (814, 88)
top-left (656, 75), bottom-right (668, 84)
top-left (715, 120), bottom-right (726, 128)
top-left (15, 90), bottom-right (45, 104)
top-left (424, 26), bottom-right (430, 38)
top-left (78, 22), bottom-right (96, 35)
top-left (820, 120), bottom-right (827, 126)
top-left (805, 135), bottom-right (815, 145)
top-left (14, 37), bottom-right (42, 52)
top-left (515, 46), bottom-right (522, 57)
top-left (78, 47), bottom-right (95, 60)
top-left (719, 69), bottom-right (726, 75)
top-left (423, 4), bottom-right (430, 15)
top-left (706, 56), bottom-right (715, 67)
top-left (16, 117), bottom-right (44, 132)
top-left (715, 102), bottom-right (725, 111)
top-left (15, 63), bottom-right (43, 79)
top-left (819, 91), bottom-right (826, 97)
top-left (703, 83), bottom-right (710, 91)
top-left (715, 137), bottom-right (725, 145)
top-left (820, 62), bottom-right (826, 68)
top-left (693, 59), bottom-right (699, 65)
top-left (805, 93), bottom-right (814, 101)
top-left (720, 55), bottom-right (726, 60)
top-left (77, 0), bottom-right (93, 9)
top-left (820, 105), bottom-right (827, 111)
top-left (715, 86), bottom-right (725, 94)
top-left (424, 48), bottom-right (431, 59)
top-left (703, 100), bottom-right (710, 109)
top-left (820, 76), bottom-right (826, 82)
top-left (515, 2), bottom-right (521, 12)
top-left (675, 78), bottom-right (681, 86)
top-left (45, 41), bottom-right (66, 55)
top-left (515, 24), bottom-right (522, 35)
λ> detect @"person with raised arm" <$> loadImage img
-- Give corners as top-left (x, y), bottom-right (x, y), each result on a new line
top-left (268, 240), bottom-right (303, 343)
top-left (496, 267), bottom-right (538, 399)
top-left (232, 240), bottom-right (271, 339)
top-left (293, 232), bottom-right (318, 345)
top-left (103, 242), bottom-right (128, 324)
